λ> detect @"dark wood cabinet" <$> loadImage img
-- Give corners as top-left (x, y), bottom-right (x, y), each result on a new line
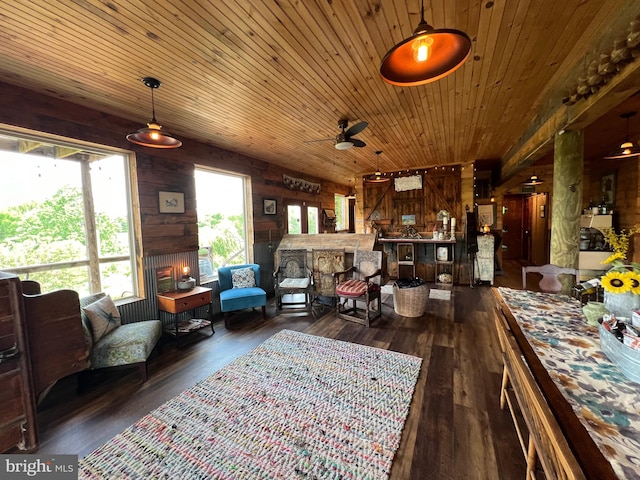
top-left (0, 272), bottom-right (37, 452)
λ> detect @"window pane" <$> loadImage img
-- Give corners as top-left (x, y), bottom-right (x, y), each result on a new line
top-left (195, 169), bottom-right (248, 275)
top-left (25, 266), bottom-right (90, 298)
top-left (100, 260), bottom-right (133, 300)
top-left (0, 152), bottom-right (85, 265)
top-left (308, 206), bottom-right (319, 234)
top-left (91, 156), bottom-right (130, 257)
top-left (288, 205), bottom-right (302, 234)
top-left (0, 130), bottom-right (136, 298)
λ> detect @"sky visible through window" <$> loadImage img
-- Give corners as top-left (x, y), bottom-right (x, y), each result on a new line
top-left (194, 169), bottom-right (244, 216)
top-left (1, 152), bottom-right (126, 218)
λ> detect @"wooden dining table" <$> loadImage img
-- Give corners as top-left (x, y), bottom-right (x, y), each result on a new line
top-left (493, 287), bottom-right (640, 480)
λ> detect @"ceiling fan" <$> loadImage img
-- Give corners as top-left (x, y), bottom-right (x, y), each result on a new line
top-left (305, 119), bottom-right (368, 150)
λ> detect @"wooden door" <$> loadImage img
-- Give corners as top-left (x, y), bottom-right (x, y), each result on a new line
top-left (530, 193), bottom-right (549, 265)
top-left (502, 195), bottom-right (525, 260)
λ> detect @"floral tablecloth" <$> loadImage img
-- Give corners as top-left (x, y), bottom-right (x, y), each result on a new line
top-left (497, 287), bottom-right (640, 480)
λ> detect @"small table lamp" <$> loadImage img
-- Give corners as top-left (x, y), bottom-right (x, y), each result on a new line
top-left (177, 266), bottom-right (196, 291)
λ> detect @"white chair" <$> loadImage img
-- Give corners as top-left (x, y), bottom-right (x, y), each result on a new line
top-left (522, 264), bottom-right (579, 293)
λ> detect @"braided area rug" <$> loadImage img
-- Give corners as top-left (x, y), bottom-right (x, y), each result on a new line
top-left (79, 329), bottom-right (422, 479)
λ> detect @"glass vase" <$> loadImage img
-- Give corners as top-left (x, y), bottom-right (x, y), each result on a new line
top-left (603, 291), bottom-right (640, 319)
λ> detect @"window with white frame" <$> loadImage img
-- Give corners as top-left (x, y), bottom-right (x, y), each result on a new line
top-left (194, 167), bottom-right (249, 282)
top-left (0, 128), bottom-right (138, 299)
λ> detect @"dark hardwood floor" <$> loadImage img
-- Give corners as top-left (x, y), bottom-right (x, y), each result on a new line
top-left (34, 260), bottom-right (529, 479)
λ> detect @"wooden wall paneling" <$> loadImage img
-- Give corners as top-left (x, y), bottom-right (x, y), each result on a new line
top-left (393, 192), bottom-right (423, 228)
top-left (0, 82), bottom-right (346, 259)
top-left (589, 156), bottom-right (639, 230)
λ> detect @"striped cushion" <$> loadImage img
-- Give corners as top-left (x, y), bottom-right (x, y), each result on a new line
top-left (336, 279), bottom-right (368, 297)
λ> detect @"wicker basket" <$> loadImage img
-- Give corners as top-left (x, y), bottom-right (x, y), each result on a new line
top-left (393, 283), bottom-right (428, 317)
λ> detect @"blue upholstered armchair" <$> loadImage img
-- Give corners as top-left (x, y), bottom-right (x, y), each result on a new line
top-left (218, 264), bottom-right (267, 327)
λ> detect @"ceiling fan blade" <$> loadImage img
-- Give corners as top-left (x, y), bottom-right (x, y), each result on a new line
top-left (345, 121), bottom-right (368, 137)
top-left (351, 139), bottom-right (366, 148)
top-left (303, 138), bottom-right (333, 144)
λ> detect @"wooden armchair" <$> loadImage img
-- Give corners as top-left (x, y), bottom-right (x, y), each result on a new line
top-left (334, 250), bottom-right (382, 327)
top-left (273, 249), bottom-right (313, 313)
top-left (312, 249), bottom-right (345, 299)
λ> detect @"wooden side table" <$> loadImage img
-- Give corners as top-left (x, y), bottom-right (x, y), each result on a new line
top-left (157, 286), bottom-right (215, 347)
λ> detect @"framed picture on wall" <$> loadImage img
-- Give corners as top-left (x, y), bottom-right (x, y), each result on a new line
top-left (156, 266), bottom-right (174, 293)
top-left (601, 171), bottom-right (616, 208)
top-left (159, 191), bottom-right (185, 214)
top-left (264, 198), bottom-right (277, 215)
top-left (476, 203), bottom-right (497, 228)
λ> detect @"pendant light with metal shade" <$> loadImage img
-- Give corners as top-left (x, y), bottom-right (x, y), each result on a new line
top-left (522, 173), bottom-right (544, 186)
top-left (380, 0), bottom-right (472, 87)
top-left (603, 112), bottom-right (640, 159)
top-left (127, 77), bottom-right (182, 149)
top-left (346, 178), bottom-right (357, 199)
top-left (365, 151), bottom-right (390, 183)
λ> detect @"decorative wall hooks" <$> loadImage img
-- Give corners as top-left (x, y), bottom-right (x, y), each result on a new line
top-left (282, 174), bottom-right (321, 194)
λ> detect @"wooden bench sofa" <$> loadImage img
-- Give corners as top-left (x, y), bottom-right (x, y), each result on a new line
top-left (22, 282), bottom-right (162, 401)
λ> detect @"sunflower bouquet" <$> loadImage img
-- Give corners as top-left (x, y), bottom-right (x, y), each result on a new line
top-left (600, 262), bottom-right (640, 294)
top-left (600, 226), bottom-right (640, 294)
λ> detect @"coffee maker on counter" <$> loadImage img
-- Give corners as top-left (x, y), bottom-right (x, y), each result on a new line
top-left (579, 213), bottom-right (613, 281)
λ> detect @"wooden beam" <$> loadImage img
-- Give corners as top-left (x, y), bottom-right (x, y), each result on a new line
top-left (500, 52), bottom-right (640, 183)
top-left (18, 140), bottom-right (42, 154)
top-left (55, 146), bottom-right (82, 159)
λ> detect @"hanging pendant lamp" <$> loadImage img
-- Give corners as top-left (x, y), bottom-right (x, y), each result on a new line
top-left (346, 178), bottom-right (357, 199)
top-left (523, 173), bottom-right (544, 186)
top-left (366, 151), bottom-right (390, 183)
top-left (380, 0), bottom-right (472, 86)
top-left (127, 77), bottom-right (182, 149)
top-left (603, 112), bottom-right (640, 159)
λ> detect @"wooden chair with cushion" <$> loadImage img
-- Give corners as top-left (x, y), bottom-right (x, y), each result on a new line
top-left (273, 249), bottom-right (313, 313)
top-left (334, 250), bottom-right (382, 327)
top-left (218, 264), bottom-right (267, 327)
top-left (522, 264), bottom-right (579, 293)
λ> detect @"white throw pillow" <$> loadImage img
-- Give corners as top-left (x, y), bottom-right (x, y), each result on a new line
top-left (231, 267), bottom-right (256, 289)
top-left (82, 295), bottom-right (121, 343)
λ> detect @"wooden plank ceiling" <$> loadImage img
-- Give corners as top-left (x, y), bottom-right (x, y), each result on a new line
top-left (0, 0), bottom-right (639, 187)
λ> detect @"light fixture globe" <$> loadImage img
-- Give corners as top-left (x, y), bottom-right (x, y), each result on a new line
top-left (603, 112), bottom-right (640, 159)
top-left (523, 174), bottom-right (544, 186)
top-left (365, 150), bottom-right (390, 183)
top-left (126, 77), bottom-right (182, 149)
top-left (334, 133), bottom-right (354, 150)
top-left (380, 1), bottom-right (471, 86)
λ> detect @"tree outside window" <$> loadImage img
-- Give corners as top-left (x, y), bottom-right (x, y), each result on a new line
top-left (0, 130), bottom-right (137, 298)
top-left (194, 168), bottom-right (249, 278)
